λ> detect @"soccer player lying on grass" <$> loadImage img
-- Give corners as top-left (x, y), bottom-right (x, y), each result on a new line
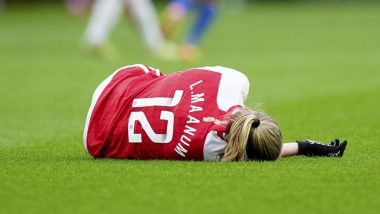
top-left (84, 64), bottom-right (347, 161)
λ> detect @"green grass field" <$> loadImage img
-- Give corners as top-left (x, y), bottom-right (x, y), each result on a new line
top-left (1, 2), bottom-right (379, 214)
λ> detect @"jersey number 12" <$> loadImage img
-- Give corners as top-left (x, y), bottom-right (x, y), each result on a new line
top-left (128, 90), bottom-right (184, 143)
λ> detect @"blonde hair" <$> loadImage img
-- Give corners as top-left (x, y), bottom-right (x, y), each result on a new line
top-left (221, 108), bottom-right (282, 161)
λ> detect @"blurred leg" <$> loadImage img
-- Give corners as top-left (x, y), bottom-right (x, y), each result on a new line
top-left (65, 0), bottom-right (92, 17)
top-left (84, 0), bottom-right (123, 47)
top-left (161, 0), bottom-right (193, 40)
top-left (179, 1), bottom-right (218, 62)
top-left (185, 1), bottom-right (218, 46)
top-left (127, 0), bottom-right (165, 52)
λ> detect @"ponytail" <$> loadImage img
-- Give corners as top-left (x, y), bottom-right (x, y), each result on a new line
top-left (251, 117), bottom-right (260, 128)
top-left (221, 109), bottom-right (282, 161)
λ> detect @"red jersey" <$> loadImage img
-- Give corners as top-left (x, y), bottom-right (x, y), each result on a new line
top-left (84, 64), bottom-right (249, 160)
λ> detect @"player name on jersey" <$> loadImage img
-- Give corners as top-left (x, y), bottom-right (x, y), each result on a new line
top-left (174, 80), bottom-right (204, 157)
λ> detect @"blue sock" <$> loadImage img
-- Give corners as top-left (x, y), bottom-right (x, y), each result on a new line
top-left (185, 3), bottom-right (218, 46)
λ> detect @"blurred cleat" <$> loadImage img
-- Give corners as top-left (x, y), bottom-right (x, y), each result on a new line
top-left (87, 41), bottom-right (119, 61)
top-left (178, 43), bottom-right (200, 63)
top-left (153, 42), bottom-right (178, 61)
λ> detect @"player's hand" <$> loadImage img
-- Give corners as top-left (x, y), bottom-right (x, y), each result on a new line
top-left (296, 139), bottom-right (347, 157)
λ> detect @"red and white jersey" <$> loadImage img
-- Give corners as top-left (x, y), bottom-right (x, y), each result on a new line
top-left (84, 64), bottom-right (249, 161)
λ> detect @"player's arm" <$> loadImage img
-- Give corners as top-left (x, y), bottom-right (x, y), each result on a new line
top-left (280, 143), bottom-right (299, 157)
top-left (280, 139), bottom-right (347, 158)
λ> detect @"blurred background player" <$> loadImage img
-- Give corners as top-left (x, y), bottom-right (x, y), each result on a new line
top-left (161, 0), bottom-right (220, 62)
top-left (0, 0), bottom-right (6, 9)
top-left (65, 0), bottom-right (93, 17)
top-left (84, 0), bottom-right (174, 60)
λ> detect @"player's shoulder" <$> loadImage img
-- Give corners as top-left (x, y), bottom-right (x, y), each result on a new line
top-left (116, 64), bottom-right (151, 72)
top-left (194, 66), bottom-right (248, 81)
top-left (114, 64), bottom-right (163, 77)
top-left (199, 66), bottom-right (250, 111)
top-left (196, 66), bottom-right (242, 73)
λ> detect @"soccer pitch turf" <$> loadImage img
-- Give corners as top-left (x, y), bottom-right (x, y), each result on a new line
top-left (0, 2), bottom-right (379, 214)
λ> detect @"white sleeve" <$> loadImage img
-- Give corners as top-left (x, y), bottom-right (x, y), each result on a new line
top-left (203, 131), bottom-right (227, 161)
top-left (199, 66), bottom-right (250, 111)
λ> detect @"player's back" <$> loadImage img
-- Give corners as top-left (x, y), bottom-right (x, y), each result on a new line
top-left (84, 64), bottom-right (249, 160)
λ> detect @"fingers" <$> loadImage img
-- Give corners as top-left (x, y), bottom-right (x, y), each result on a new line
top-left (328, 139), bottom-right (347, 157)
top-left (326, 139), bottom-right (348, 157)
top-left (330, 139), bottom-right (340, 146)
top-left (338, 140), bottom-right (347, 157)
